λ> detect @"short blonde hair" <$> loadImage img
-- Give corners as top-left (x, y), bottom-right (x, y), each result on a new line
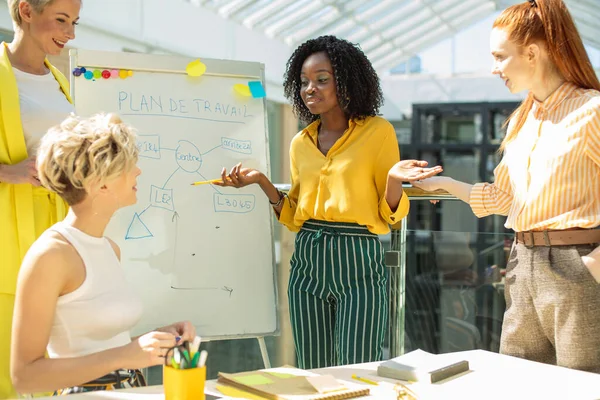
top-left (37, 113), bottom-right (139, 206)
top-left (8, 0), bottom-right (54, 27)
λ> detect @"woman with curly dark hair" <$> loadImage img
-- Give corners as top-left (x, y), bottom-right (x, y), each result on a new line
top-left (218, 35), bottom-right (442, 368)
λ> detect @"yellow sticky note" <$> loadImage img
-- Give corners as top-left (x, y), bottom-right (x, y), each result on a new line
top-left (233, 374), bottom-right (273, 386)
top-left (306, 375), bottom-right (346, 394)
top-left (216, 385), bottom-right (264, 400)
top-left (266, 371), bottom-right (297, 379)
top-left (234, 83), bottom-right (252, 97)
top-left (186, 59), bottom-right (206, 77)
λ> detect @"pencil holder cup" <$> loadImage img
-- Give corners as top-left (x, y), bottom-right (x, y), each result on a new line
top-left (163, 365), bottom-right (206, 400)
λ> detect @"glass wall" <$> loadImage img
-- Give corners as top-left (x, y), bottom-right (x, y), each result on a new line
top-left (387, 101), bottom-right (518, 356)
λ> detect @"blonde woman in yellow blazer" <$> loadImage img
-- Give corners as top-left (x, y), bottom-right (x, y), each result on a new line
top-left (0, 0), bottom-right (81, 397)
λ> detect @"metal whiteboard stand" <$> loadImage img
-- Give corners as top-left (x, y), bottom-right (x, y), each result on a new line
top-left (257, 336), bottom-right (271, 368)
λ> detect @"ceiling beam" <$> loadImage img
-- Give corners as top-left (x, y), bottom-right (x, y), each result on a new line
top-left (242, 0), bottom-right (296, 29)
top-left (265, 1), bottom-right (326, 38)
top-left (288, 0), bottom-right (366, 45)
top-left (372, 4), bottom-right (495, 71)
top-left (220, 0), bottom-right (260, 19)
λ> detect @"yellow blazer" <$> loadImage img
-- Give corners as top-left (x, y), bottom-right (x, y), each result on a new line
top-left (0, 42), bottom-right (70, 295)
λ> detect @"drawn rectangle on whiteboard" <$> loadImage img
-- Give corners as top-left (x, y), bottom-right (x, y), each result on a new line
top-left (70, 49), bottom-right (278, 340)
top-left (221, 137), bottom-right (252, 154)
top-left (214, 193), bottom-right (256, 213)
top-left (137, 135), bottom-right (161, 159)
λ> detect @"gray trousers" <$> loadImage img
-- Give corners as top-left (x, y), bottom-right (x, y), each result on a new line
top-left (502, 242), bottom-right (600, 373)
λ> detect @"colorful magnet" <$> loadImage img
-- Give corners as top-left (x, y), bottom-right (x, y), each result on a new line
top-left (248, 81), bottom-right (266, 98)
top-left (101, 70), bottom-right (111, 79)
top-left (79, 67), bottom-right (86, 73)
top-left (84, 71), bottom-right (93, 80)
top-left (186, 59), bottom-right (206, 77)
top-left (127, 70), bottom-right (133, 77)
top-left (119, 70), bottom-right (128, 79)
top-left (111, 69), bottom-right (119, 78)
top-left (93, 69), bottom-right (102, 79)
top-left (234, 84), bottom-right (252, 97)
top-left (72, 67), bottom-right (82, 77)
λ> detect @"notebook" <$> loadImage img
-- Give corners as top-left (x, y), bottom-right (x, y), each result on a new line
top-left (377, 349), bottom-right (469, 383)
top-left (217, 368), bottom-right (370, 400)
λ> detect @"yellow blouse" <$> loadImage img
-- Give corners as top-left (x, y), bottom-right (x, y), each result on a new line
top-left (278, 116), bottom-right (409, 235)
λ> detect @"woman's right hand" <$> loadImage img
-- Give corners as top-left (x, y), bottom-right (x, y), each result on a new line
top-left (411, 176), bottom-right (450, 192)
top-left (120, 331), bottom-right (177, 369)
top-left (412, 176), bottom-right (452, 205)
top-left (215, 163), bottom-right (263, 188)
top-left (0, 156), bottom-right (40, 186)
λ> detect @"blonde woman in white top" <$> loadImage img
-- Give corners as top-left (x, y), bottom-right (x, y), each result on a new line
top-left (10, 114), bottom-right (196, 394)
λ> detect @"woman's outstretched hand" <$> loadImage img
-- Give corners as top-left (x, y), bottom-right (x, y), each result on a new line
top-left (214, 163), bottom-right (263, 188)
top-left (388, 160), bottom-right (443, 183)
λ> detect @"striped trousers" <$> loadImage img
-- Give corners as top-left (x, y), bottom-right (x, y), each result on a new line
top-left (288, 220), bottom-right (388, 369)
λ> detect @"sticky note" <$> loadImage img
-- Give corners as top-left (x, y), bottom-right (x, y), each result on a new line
top-left (234, 84), bottom-right (252, 97)
top-left (248, 81), bottom-right (266, 98)
top-left (266, 371), bottom-right (296, 379)
top-left (306, 375), bottom-right (346, 394)
top-left (233, 374), bottom-right (273, 386)
top-left (186, 59), bottom-right (206, 77)
top-left (216, 385), bottom-right (264, 400)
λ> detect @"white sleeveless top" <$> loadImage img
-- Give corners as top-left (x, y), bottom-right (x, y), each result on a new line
top-left (47, 223), bottom-right (143, 358)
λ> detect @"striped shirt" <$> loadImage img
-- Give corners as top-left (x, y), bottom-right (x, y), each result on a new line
top-left (470, 82), bottom-right (600, 232)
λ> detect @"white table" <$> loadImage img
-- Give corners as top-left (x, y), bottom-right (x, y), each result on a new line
top-left (20, 350), bottom-right (600, 399)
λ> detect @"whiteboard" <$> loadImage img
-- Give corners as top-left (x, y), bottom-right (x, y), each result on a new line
top-left (69, 49), bottom-right (278, 339)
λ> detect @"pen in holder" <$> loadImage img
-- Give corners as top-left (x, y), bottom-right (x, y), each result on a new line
top-left (164, 342), bottom-right (207, 400)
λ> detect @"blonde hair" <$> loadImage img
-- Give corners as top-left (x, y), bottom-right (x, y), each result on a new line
top-left (37, 113), bottom-right (139, 206)
top-left (8, 0), bottom-right (54, 27)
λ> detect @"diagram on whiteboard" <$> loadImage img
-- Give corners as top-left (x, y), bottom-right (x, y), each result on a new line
top-left (125, 134), bottom-right (256, 241)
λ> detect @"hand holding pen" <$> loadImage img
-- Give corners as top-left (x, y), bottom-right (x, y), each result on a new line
top-left (167, 336), bottom-right (208, 369)
top-left (156, 320), bottom-right (196, 344)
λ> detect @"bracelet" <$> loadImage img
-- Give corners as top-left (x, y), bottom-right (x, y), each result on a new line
top-left (269, 191), bottom-right (284, 207)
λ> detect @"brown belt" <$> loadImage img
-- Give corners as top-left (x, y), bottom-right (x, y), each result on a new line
top-left (514, 229), bottom-right (600, 247)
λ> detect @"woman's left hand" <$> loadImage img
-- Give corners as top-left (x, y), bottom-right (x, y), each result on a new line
top-left (156, 321), bottom-right (196, 343)
top-left (388, 160), bottom-right (443, 183)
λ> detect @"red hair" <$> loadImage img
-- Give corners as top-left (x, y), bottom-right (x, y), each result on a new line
top-left (495, 0), bottom-right (600, 151)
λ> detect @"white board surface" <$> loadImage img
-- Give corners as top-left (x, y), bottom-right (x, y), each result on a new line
top-left (70, 49), bottom-right (277, 339)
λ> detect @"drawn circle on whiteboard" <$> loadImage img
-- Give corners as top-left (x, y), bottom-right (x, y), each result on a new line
top-left (175, 140), bottom-right (203, 173)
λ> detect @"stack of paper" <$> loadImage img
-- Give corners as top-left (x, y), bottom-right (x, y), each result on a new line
top-left (377, 349), bottom-right (469, 383)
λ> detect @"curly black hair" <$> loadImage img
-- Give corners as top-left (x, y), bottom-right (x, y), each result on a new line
top-left (283, 35), bottom-right (384, 124)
